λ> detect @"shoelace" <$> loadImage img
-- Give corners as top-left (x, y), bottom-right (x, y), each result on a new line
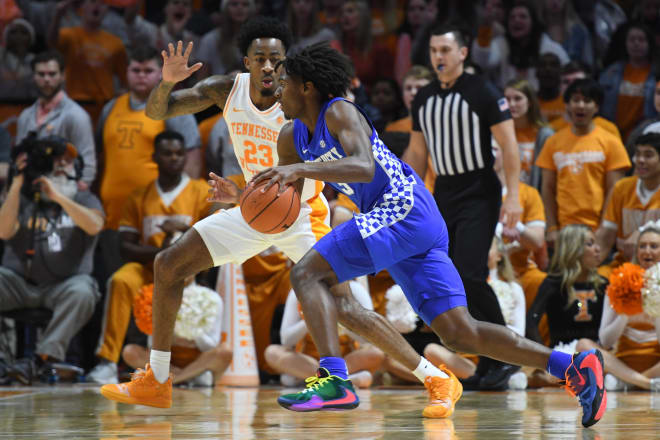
top-left (129, 368), bottom-right (147, 382)
top-left (303, 375), bottom-right (332, 393)
top-left (427, 378), bottom-right (451, 404)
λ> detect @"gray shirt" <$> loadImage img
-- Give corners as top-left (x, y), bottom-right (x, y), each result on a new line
top-left (16, 92), bottom-right (97, 184)
top-left (97, 96), bottom-right (201, 150)
top-left (206, 116), bottom-right (241, 177)
top-left (2, 191), bottom-right (103, 286)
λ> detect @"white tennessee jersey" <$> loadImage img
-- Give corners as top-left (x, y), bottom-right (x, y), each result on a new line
top-left (223, 73), bottom-right (319, 201)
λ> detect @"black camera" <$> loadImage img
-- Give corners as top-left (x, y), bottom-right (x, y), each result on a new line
top-left (10, 133), bottom-right (76, 199)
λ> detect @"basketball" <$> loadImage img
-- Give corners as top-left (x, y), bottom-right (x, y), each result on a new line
top-left (240, 181), bottom-right (301, 234)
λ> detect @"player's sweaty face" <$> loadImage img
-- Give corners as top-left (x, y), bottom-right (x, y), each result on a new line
top-left (246, 38), bottom-right (285, 97)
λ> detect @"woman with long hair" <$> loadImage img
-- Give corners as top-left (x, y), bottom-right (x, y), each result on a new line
top-left (541, 0), bottom-right (594, 68)
top-left (527, 225), bottom-right (605, 350)
top-left (599, 22), bottom-right (658, 141)
top-left (576, 226), bottom-right (660, 391)
top-left (503, 79), bottom-right (554, 189)
top-left (336, 0), bottom-right (394, 90)
top-left (196, 0), bottom-right (255, 78)
top-left (471, 0), bottom-right (569, 89)
top-left (393, 0), bottom-right (433, 85)
top-left (286, 0), bottom-right (337, 53)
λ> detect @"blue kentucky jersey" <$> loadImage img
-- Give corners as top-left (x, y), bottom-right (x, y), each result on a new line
top-left (292, 97), bottom-right (419, 215)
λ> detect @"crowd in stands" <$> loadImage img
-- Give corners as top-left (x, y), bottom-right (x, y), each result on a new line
top-left (1, 0), bottom-right (660, 393)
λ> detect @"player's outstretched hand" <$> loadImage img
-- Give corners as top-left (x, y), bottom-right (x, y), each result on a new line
top-left (251, 165), bottom-right (299, 195)
top-left (207, 172), bottom-right (240, 204)
top-left (161, 41), bottom-right (203, 84)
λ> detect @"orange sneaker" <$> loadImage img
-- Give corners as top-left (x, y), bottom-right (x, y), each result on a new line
top-left (422, 365), bottom-right (463, 418)
top-left (100, 364), bottom-right (172, 408)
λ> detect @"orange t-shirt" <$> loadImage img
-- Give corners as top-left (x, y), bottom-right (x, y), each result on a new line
top-left (616, 64), bottom-right (650, 140)
top-left (539, 95), bottom-right (565, 125)
top-left (100, 94), bottom-right (166, 229)
top-left (550, 115), bottom-right (622, 140)
top-left (57, 27), bottom-right (128, 103)
top-left (535, 125), bottom-right (631, 228)
top-left (603, 175), bottom-right (660, 240)
top-left (515, 124), bottom-right (539, 185)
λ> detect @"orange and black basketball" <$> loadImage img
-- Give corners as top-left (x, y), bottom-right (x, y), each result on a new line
top-left (240, 181), bottom-right (301, 234)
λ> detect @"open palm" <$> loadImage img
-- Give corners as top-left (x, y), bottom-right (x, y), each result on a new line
top-left (161, 41), bottom-right (203, 84)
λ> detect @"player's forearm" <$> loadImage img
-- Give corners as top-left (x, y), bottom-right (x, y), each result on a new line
top-left (119, 242), bottom-right (161, 265)
top-left (56, 196), bottom-right (104, 235)
top-left (293, 157), bottom-right (374, 184)
top-left (146, 81), bottom-right (176, 120)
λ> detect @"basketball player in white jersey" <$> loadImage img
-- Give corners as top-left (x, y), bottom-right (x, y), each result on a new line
top-left (99, 17), bottom-right (442, 411)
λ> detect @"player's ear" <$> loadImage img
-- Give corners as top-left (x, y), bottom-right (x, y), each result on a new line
top-left (243, 55), bottom-right (250, 71)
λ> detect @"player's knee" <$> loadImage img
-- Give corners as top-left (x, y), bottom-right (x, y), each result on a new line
top-left (121, 344), bottom-right (143, 367)
top-left (154, 247), bottom-right (185, 285)
top-left (437, 317), bottom-right (479, 353)
top-left (264, 344), bottom-right (282, 368)
top-left (290, 259), bottom-right (317, 290)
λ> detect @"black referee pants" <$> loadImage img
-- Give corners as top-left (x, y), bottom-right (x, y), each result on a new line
top-left (434, 169), bottom-right (508, 374)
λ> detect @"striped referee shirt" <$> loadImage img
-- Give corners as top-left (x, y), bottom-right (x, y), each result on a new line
top-left (411, 73), bottom-right (511, 176)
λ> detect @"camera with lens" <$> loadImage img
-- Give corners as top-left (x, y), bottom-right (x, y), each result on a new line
top-left (10, 133), bottom-right (78, 199)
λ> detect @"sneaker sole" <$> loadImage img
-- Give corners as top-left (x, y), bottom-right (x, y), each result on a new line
top-left (580, 350), bottom-right (607, 428)
top-left (277, 398), bottom-right (359, 412)
top-left (100, 387), bottom-right (172, 408)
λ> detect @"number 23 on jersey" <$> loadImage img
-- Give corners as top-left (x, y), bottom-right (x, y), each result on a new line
top-left (242, 140), bottom-right (274, 168)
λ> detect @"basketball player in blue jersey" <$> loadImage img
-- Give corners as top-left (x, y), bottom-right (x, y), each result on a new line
top-left (252, 43), bottom-right (607, 427)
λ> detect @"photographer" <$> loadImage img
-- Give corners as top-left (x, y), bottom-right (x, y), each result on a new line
top-left (0, 137), bottom-right (103, 385)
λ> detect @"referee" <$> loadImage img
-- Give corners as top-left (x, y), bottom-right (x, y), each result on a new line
top-left (403, 23), bottom-right (523, 389)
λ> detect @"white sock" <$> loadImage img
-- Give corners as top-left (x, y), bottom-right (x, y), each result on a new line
top-left (412, 357), bottom-right (448, 382)
top-left (149, 349), bottom-right (171, 384)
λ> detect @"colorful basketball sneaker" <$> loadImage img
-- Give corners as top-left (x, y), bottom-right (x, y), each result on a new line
top-left (100, 364), bottom-right (172, 408)
top-left (564, 349), bottom-right (607, 427)
top-left (423, 365), bottom-right (463, 418)
top-left (277, 368), bottom-right (359, 412)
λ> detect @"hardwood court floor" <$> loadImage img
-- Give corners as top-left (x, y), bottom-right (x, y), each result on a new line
top-left (1, 385), bottom-right (659, 439)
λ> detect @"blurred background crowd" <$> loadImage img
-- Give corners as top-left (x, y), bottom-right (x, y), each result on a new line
top-left (1, 0), bottom-right (660, 393)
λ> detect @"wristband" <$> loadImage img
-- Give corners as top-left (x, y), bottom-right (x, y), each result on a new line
top-left (515, 222), bottom-right (525, 233)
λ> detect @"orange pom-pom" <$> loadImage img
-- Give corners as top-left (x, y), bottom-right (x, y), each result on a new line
top-left (133, 284), bottom-right (154, 335)
top-left (607, 263), bottom-right (645, 316)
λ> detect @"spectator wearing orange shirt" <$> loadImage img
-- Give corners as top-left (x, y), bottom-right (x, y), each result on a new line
top-left (48, 0), bottom-right (128, 110)
top-left (503, 79), bottom-right (554, 190)
top-left (536, 79), bottom-right (631, 247)
top-left (599, 22), bottom-right (658, 141)
top-left (536, 53), bottom-right (564, 126)
top-left (551, 61), bottom-right (622, 140)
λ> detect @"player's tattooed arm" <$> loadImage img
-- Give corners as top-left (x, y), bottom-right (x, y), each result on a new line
top-left (146, 41), bottom-right (234, 120)
top-left (146, 75), bottom-right (234, 120)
